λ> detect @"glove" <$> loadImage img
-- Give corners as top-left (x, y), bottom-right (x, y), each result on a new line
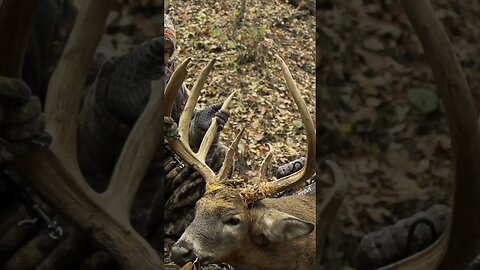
top-left (193, 103), bottom-right (230, 132)
top-left (275, 157), bottom-right (306, 178)
top-left (0, 77), bottom-right (51, 164)
top-left (164, 116), bottom-right (180, 141)
top-left (355, 204), bottom-right (450, 270)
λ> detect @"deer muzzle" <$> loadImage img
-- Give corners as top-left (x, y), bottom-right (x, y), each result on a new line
top-left (171, 240), bottom-right (197, 266)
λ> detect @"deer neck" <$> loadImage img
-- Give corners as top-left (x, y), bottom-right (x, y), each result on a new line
top-left (229, 236), bottom-right (313, 270)
top-left (226, 229), bottom-right (315, 270)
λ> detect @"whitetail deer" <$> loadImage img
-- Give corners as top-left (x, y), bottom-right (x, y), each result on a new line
top-left (164, 55), bottom-right (348, 270)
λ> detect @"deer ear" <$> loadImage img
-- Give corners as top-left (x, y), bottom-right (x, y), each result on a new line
top-left (254, 208), bottom-right (314, 242)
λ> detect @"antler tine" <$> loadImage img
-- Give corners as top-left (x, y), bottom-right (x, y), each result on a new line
top-left (167, 59), bottom-right (240, 185)
top-left (178, 59), bottom-right (216, 146)
top-left (217, 126), bottom-right (246, 181)
top-left (316, 160), bottom-right (348, 260)
top-left (164, 57), bottom-right (191, 117)
top-left (259, 143), bottom-right (274, 180)
top-left (197, 90), bottom-right (237, 162)
top-left (265, 55), bottom-right (316, 194)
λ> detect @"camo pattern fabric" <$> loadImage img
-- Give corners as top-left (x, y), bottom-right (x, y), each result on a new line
top-left (355, 204), bottom-right (451, 270)
top-left (22, 0), bottom-right (76, 103)
top-left (0, 77), bottom-right (51, 165)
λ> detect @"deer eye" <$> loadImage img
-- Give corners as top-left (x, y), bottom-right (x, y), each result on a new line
top-left (224, 217), bottom-right (241, 226)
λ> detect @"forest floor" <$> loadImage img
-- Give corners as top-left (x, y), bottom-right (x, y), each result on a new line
top-left (168, 0), bottom-right (315, 176)
top-left (318, 0), bottom-right (480, 268)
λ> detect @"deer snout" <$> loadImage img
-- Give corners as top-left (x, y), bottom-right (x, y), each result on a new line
top-left (171, 240), bottom-right (196, 266)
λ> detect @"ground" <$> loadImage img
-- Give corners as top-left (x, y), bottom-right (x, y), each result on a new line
top-left (169, 0), bottom-right (315, 176)
top-left (318, 0), bottom-right (480, 268)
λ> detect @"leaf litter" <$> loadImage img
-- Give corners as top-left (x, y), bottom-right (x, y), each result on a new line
top-left (318, 0), bottom-right (480, 268)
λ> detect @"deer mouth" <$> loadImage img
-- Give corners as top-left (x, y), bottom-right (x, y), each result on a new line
top-left (170, 242), bottom-right (214, 266)
top-left (195, 254), bottom-right (213, 265)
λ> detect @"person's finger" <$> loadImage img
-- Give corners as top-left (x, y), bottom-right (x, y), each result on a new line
top-left (0, 115), bottom-right (46, 141)
top-left (0, 77), bottom-right (31, 106)
top-left (0, 138), bottom-right (13, 164)
top-left (210, 103), bottom-right (222, 111)
top-left (215, 111), bottom-right (230, 124)
top-left (29, 132), bottom-right (52, 148)
top-left (6, 132), bottom-right (51, 158)
top-left (2, 97), bottom-right (41, 124)
top-left (164, 116), bottom-right (176, 125)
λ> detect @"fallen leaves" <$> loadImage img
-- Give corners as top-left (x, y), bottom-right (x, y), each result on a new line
top-left (407, 88), bottom-right (439, 114)
top-left (317, 0), bottom-right (480, 268)
top-left (170, 0), bottom-right (315, 175)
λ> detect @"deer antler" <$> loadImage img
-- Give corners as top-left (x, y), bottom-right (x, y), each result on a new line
top-left (261, 54), bottom-right (316, 195)
top-left (259, 143), bottom-right (274, 180)
top-left (1, 0), bottom-right (163, 268)
top-left (370, 0), bottom-right (480, 269)
top-left (164, 58), bottom-right (240, 190)
top-left (165, 55), bottom-right (315, 204)
top-left (316, 160), bottom-right (348, 265)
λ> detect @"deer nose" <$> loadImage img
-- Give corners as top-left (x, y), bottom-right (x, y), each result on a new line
top-left (171, 241), bottom-right (196, 266)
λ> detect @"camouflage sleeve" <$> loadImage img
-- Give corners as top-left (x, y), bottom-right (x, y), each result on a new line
top-left (0, 77), bottom-right (51, 165)
top-left (22, 0), bottom-right (76, 103)
top-left (77, 38), bottom-right (165, 177)
top-left (106, 37), bottom-right (163, 126)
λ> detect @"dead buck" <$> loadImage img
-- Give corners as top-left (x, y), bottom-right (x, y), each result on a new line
top-left (164, 55), bottom-right (348, 270)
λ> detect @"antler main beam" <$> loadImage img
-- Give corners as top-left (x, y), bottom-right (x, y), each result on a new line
top-left (1, 0), bottom-right (162, 268)
top-left (398, 0), bottom-right (480, 269)
top-left (45, 0), bottom-right (113, 176)
top-left (14, 150), bottom-right (161, 269)
top-left (104, 79), bottom-right (164, 219)
top-left (360, 1), bottom-right (480, 269)
top-left (316, 161), bottom-right (348, 265)
top-left (164, 58), bottom-right (239, 188)
top-left (264, 55), bottom-right (316, 194)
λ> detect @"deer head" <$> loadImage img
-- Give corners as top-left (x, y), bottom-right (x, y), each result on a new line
top-left (164, 55), bottom-right (347, 269)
